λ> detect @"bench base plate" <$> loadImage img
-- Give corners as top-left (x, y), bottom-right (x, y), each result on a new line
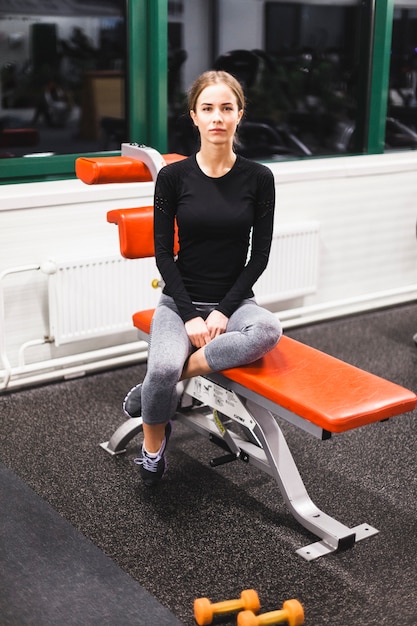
top-left (296, 523), bottom-right (379, 560)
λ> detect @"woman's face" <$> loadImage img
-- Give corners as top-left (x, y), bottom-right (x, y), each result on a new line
top-left (190, 82), bottom-right (243, 147)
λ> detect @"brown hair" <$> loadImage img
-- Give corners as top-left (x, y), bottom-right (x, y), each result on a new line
top-left (187, 70), bottom-right (245, 115)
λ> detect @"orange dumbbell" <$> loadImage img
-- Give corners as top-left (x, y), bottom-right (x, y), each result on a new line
top-left (237, 599), bottom-right (304, 626)
top-left (194, 589), bottom-right (260, 625)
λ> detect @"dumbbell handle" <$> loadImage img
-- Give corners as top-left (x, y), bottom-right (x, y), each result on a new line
top-left (212, 598), bottom-right (249, 615)
top-left (258, 608), bottom-right (288, 624)
top-left (238, 600), bottom-right (304, 626)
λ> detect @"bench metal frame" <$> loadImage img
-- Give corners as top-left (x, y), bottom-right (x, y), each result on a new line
top-left (100, 369), bottom-right (378, 561)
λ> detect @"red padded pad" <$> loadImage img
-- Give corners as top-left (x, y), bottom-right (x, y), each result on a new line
top-left (223, 336), bottom-right (417, 432)
top-left (132, 308), bottom-right (417, 433)
top-left (75, 153), bottom-right (186, 184)
top-left (133, 309), bottom-right (154, 333)
top-left (108, 207), bottom-right (155, 258)
top-left (76, 156), bottom-right (152, 184)
top-left (107, 207), bottom-right (179, 259)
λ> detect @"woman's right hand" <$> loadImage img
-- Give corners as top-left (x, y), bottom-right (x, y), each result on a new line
top-left (185, 317), bottom-right (211, 348)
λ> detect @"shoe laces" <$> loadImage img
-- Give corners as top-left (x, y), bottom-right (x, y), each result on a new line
top-left (134, 442), bottom-right (165, 473)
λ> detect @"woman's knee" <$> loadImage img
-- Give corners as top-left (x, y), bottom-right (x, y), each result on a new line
top-left (265, 315), bottom-right (283, 344)
top-left (252, 315), bottom-right (282, 351)
top-left (145, 361), bottom-right (182, 389)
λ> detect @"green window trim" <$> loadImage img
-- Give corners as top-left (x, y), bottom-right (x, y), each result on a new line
top-left (146, 0), bottom-right (168, 152)
top-left (0, 151), bottom-right (120, 185)
top-left (127, 0), bottom-right (167, 151)
top-left (368, 0), bottom-right (395, 154)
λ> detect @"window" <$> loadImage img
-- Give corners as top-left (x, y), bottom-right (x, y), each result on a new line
top-left (386, 2), bottom-right (417, 151)
top-left (167, 0), bottom-right (372, 160)
top-left (0, 0), bottom-right (412, 183)
top-left (0, 0), bottom-right (127, 160)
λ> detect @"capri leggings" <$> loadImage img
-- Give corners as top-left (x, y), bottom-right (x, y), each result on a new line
top-left (141, 293), bottom-right (282, 426)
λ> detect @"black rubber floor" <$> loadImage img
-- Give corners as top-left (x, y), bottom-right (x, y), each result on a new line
top-left (1, 302), bottom-right (416, 625)
top-left (0, 463), bottom-right (184, 626)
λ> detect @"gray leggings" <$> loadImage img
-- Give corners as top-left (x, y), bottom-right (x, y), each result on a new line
top-left (141, 294), bottom-right (282, 425)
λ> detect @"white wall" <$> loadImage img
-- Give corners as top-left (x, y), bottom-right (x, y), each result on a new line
top-left (1, 151), bottom-right (417, 391)
top-left (0, 178), bottom-right (157, 390)
top-left (273, 153), bottom-right (417, 310)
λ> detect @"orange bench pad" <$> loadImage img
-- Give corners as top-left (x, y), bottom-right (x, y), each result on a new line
top-left (132, 309), bottom-right (417, 434)
top-left (133, 309), bottom-right (154, 334)
top-left (75, 153), bottom-right (186, 185)
top-left (223, 336), bottom-right (417, 432)
top-left (108, 206), bottom-right (155, 258)
top-left (107, 207), bottom-right (179, 259)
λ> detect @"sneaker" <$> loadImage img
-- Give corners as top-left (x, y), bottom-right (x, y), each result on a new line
top-left (134, 422), bottom-right (172, 487)
top-left (123, 381), bottom-right (185, 418)
top-left (123, 383), bottom-right (142, 418)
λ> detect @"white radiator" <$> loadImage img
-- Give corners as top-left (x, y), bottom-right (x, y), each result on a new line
top-left (254, 221), bottom-right (320, 305)
top-left (45, 222), bottom-right (319, 345)
top-left (45, 256), bottom-right (160, 346)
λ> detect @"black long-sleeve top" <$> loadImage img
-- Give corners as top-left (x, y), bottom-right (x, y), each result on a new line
top-left (154, 153), bottom-right (275, 322)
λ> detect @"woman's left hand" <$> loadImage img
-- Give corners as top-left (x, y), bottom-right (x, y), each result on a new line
top-left (205, 310), bottom-right (228, 340)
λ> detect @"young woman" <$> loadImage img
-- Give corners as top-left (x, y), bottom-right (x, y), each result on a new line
top-left (123, 70), bottom-right (282, 486)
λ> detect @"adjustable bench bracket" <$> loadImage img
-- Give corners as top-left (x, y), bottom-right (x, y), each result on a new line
top-left (121, 143), bottom-right (167, 181)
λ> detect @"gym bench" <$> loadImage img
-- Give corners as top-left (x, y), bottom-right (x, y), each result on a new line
top-left (76, 146), bottom-right (417, 560)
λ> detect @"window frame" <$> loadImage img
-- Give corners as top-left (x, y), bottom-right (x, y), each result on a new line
top-left (368, 0), bottom-right (395, 153)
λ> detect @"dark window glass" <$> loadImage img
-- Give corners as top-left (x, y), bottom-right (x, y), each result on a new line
top-left (168, 0), bottom-right (369, 160)
top-left (0, 0), bottom-right (126, 158)
top-left (386, 4), bottom-right (417, 151)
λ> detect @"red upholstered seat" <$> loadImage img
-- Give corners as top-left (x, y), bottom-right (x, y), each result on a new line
top-left (223, 337), bottom-right (417, 433)
top-left (132, 309), bottom-right (417, 434)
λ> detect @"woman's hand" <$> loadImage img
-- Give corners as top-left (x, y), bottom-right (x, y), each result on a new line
top-left (205, 310), bottom-right (228, 340)
top-left (185, 311), bottom-right (229, 347)
top-left (185, 317), bottom-right (211, 348)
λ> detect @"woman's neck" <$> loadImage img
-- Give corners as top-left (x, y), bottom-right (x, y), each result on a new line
top-left (196, 147), bottom-right (237, 178)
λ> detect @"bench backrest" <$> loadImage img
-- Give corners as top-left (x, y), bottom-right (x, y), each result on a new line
top-left (107, 207), bottom-right (179, 259)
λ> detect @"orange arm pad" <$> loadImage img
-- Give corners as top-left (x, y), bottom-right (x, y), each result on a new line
top-left (107, 207), bottom-right (155, 258)
top-left (107, 206), bottom-right (179, 259)
top-left (75, 153), bottom-right (186, 185)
